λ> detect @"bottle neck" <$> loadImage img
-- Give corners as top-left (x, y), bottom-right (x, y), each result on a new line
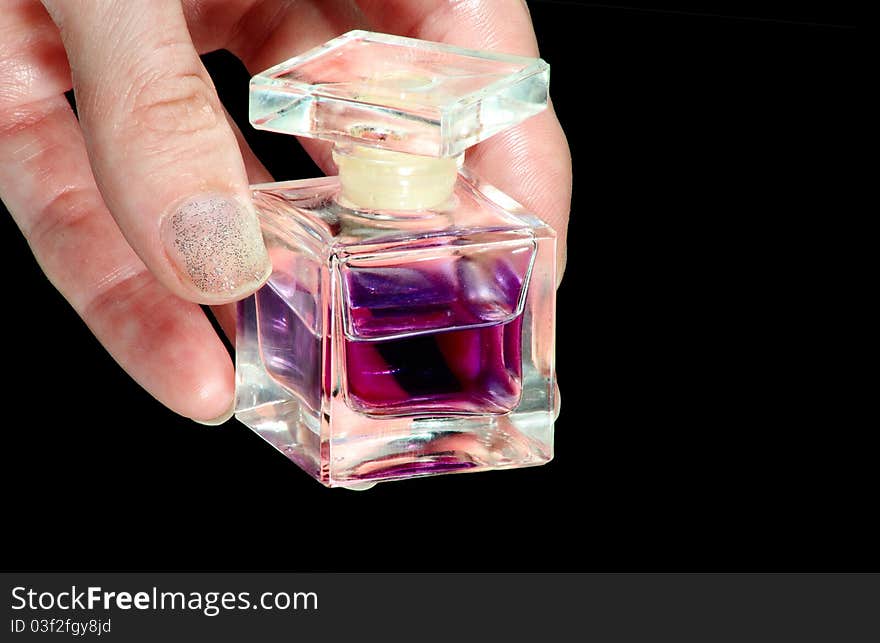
top-left (332, 144), bottom-right (460, 212)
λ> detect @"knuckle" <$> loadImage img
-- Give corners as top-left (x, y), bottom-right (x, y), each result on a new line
top-left (26, 186), bottom-right (97, 249)
top-left (0, 98), bottom-right (53, 140)
top-left (0, 98), bottom-right (70, 172)
top-left (80, 267), bottom-right (155, 329)
top-left (127, 69), bottom-right (220, 135)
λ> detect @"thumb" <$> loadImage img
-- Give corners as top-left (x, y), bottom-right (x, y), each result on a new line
top-left (43, 0), bottom-right (270, 304)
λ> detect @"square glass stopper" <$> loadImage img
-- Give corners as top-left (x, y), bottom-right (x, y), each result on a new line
top-left (249, 30), bottom-right (549, 157)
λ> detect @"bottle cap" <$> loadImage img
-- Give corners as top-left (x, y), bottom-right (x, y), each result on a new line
top-left (249, 30), bottom-right (549, 158)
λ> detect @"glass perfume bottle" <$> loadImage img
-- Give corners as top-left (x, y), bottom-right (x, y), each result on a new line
top-left (234, 30), bottom-right (558, 488)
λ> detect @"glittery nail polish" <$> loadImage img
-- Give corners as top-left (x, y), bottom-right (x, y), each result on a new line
top-left (162, 194), bottom-right (270, 300)
top-left (235, 31), bottom-right (558, 488)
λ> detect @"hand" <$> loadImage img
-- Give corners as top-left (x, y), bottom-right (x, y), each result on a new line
top-left (0, 0), bottom-right (572, 424)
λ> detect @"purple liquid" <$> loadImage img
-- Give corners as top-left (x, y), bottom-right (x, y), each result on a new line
top-left (256, 251), bottom-right (530, 416)
top-left (342, 252), bottom-right (528, 415)
top-left (345, 317), bottom-right (522, 415)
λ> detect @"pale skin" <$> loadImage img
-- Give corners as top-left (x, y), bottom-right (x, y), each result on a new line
top-left (0, 0), bottom-right (572, 424)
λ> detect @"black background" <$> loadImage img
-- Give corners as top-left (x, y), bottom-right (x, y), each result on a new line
top-left (0, 2), bottom-right (857, 571)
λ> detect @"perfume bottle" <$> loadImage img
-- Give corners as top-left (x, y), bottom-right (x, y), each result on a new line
top-left (234, 30), bottom-right (558, 488)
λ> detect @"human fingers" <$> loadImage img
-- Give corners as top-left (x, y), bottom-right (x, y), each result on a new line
top-left (41, 0), bottom-right (271, 305)
top-left (0, 0), bottom-right (236, 422)
top-left (0, 99), bottom-right (237, 423)
top-left (357, 0), bottom-right (572, 277)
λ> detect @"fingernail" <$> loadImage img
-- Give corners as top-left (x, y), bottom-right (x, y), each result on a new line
top-left (162, 193), bottom-right (270, 301)
top-left (192, 401), bottom-right (235, 427)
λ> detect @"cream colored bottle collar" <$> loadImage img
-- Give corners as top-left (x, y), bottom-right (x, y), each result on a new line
top-left (333, 145), bottom-right (460, 211)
